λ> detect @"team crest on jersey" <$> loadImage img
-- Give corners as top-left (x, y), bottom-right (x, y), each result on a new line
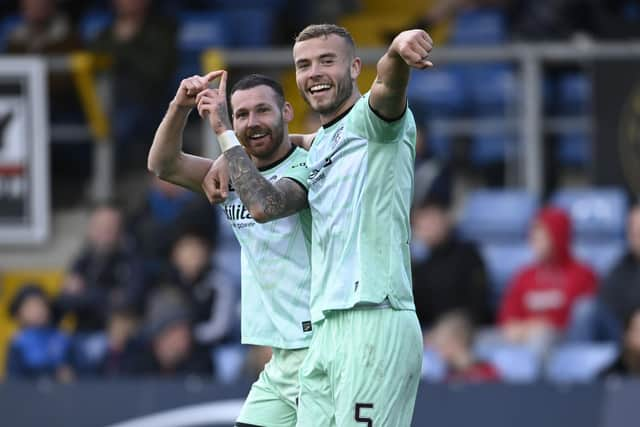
top-left (331, 126), bottom-right (345, 149)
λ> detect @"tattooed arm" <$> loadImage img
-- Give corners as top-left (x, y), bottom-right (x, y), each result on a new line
top-left (196, 71), bottom-right (308, 223)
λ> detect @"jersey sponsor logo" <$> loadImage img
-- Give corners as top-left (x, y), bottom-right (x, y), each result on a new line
top-left (291, 162), bottom-right (306, 169)
top-left (301, 320), bottom-right (312, 332)
top-left (331, 126), bottom-right (344, 149)
top-left (308, 156), bottom-right (333, 185)
top-left (223, 203), bottom-right (253, 221)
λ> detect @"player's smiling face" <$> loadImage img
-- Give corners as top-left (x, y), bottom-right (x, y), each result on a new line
top-left (293, 34), bottom-right (360, 117)
top-left (230, 85), bottom-right (292, 160)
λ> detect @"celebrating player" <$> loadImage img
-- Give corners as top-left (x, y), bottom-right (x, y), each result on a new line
top-left (198, 25), bottom-right (432, 426)
top-left (148, 72), bottom-right (313, 427)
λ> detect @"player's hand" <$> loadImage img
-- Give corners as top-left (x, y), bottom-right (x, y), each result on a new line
top-left (173, 70), bottom-right (225, 109)
top-left (289, 133), bottom-right (316, 151)
top-left (196, 70), bottom-right (232, 134)
top-left (201, 154), bottom-right (230, 204)
top-left (389, 29), bottom-right (433, 69)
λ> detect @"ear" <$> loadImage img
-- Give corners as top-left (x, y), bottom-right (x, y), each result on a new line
top-left (283, 101), bottom-right (294, 123)
top-left (351, 56), bottom-right (362, 80)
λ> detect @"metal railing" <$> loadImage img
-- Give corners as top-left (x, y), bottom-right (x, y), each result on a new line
top-left (204, 41), bottom-right (640, 195)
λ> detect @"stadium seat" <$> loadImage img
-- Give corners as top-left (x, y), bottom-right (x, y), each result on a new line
top-left (450, 9), bottom-right (507, 46)
top-left (407, 66), bottom-right (467, 117)
top-left (425, 125), bottom-right (453, 159)
top-left (546, 343), bottom-right (618, 383)
top-left (220, 9), bottom-right (276, 47)
top-left (555, 130), bottom-right (591, 167)
top-left (212, 344), bottom-right (248, 384)
top-left (79, 10), bottom-right (113, 42)
top-left (0, 15), bottom-right (22, 51)
top-left (573, 241), bottom-right (626, 277)
top-left (459, 189), bottom-right (539, 243)
top-left (422, 348), bottom-right (447, 381)
top-left (469, 128), bottom-right (514, 166)
top-left (555, 72), bottom-right (591, 115)
top-left (550, 188), bottom-right (629, 242)
top-left (178, 12), bottom-right (228, 52)
top-left (69, 333), bottom-right (109, 375)
top-left (474, 342), bottom-right (541, 383)
top-left (466, 64), bottom-right (519, 115)
top-left (481, 242), bottom-right (534, 303)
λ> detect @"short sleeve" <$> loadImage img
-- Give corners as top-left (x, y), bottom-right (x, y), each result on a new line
top-left (348, 92), bottom-right (413, 143)
top-left (280, 148), bottom-right (310, 190)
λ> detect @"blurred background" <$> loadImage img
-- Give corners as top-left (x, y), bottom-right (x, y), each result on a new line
top-left (0, 0), bottom-right (639, 426)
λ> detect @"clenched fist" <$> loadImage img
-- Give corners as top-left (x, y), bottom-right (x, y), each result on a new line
top-left (389, 29), bottom-right (434, 69)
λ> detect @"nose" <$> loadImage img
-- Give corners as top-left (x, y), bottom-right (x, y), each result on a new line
top-left (309, 61), bottom-right (322, 79)
top-left (247, 111), bottom-right (260, 127)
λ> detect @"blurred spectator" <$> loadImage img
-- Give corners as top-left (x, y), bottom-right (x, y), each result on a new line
top-left (167, 231), bottom-right (239, 346)
top-left (55, 202), bottom-right (146, 332)
top-left (128, 176), bottom-right (219, 276)
top-left (91, 0), bottom-right (177, 169)
top-left (7, 0), bottom-right (83, 119)
top-left (596, 204), bottom-right (640, 336)
top-left (412, 193), bottom-right (493, 329)
top-left (413, 124), bottom-right (453, 209)
top-left (499, 207), bottom-right (597, 351)
top-left (69, 306), bottom-right (141, 377)
top-left (6, 284), bottom-right (73, 382)
top-left (428, 311), bottom-right (501, 382)
top-left (601, 307), bottom-right (640, 377)
top-left (127, 287), bottom-right (213, 377)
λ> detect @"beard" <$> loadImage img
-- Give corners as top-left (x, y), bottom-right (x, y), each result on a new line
top-left (301, 69), bottom-right (353, 116)
top-left (243, 114), bottom-right (286, 160)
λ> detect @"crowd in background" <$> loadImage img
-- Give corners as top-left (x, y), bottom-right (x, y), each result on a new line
top-left (2, 0), bottom-right (640, 384)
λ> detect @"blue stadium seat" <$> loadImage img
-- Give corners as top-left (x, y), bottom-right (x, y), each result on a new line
top-left (546, 343), bottom-right (618, 383)
top-left (470, 129), bottom-right (513, 166)
top-left (459, 190), bottom-right (539, 243)
top-left (220, 9), bottom-right (276, 47)
top-left (177, 12), bottom-right (228, 79)
top-left (556, 130), bottom-right (591, 167)
top-left (408, 67), bottom-right (467, 117)
top-left (0, 14), bottom-right (22, 51)
top-left (466, 64), bottom-right (519, 115)
top-left (210, 0), bottom-right (287, 8)
top-left (550, 188), bottom-right (629, 242)
top-left (475, 342), bottom-right (541, 383)
top-left (481, 242), bottom-right (534, 302)
top-left (450, 9), bottom-right (507, 46)
top-left (422, 348), bottom-right (447, 381)
top-left (555, 72), bottom-right (590, 115)
top-left (178, 12), bottom-right (228, 52)
top-left (573, 241), bottom-right (626, 277)
top-left (212, 344), bottom-right (248, 384)
top-left (79, 10), bottom-right (113, 42)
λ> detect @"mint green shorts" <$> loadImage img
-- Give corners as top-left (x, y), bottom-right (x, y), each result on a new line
top-left (296, 308), bottom-right (423, 427)
top-left (237, 347), bottom-right (308, 427)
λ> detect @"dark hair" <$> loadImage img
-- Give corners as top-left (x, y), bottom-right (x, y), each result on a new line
top-left (10, 283), bottom-right (48, 318)
top-left (230, 74), bottom-right (285, 109)
top-left (295, 24), bottom-right (355, 56)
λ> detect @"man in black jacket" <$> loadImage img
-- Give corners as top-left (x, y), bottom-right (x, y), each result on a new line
top-left (411, 193), bottom-right (493, 331)
top-left (600, 204), bottom-right (640, 330)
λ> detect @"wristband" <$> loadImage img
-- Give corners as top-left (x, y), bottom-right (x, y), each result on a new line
top-left (217, 130), bottom-right (241, 152)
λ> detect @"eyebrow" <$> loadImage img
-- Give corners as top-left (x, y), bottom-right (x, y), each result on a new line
top-left (295, 52), bottom-right (338, 67)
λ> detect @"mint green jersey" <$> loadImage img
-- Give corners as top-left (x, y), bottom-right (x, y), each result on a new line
top-left (304, 92), bottom-right (417, 322)
top-left (221, 146), bottom-right (313, 349)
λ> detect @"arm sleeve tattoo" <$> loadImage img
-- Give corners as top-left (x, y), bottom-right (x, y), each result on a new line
top-left (224, 145), bottom-right (308, 222)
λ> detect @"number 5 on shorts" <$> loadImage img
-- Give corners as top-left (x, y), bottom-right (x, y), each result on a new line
top-left (355, 403), bottom-right (373, 426)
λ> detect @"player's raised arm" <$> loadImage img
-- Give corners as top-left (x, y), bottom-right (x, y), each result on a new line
top-left (147, 71), bottom-right (224, 195)
top-left (369, 29), bottom-right (433, 120)
top-left (197, 71), bottom-right (308, 223)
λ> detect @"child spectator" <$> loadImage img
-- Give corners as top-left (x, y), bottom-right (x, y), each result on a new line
top-left (6, 284), bottom-right (73, 382)
top-left (429, 310), bottom-right (500, 383)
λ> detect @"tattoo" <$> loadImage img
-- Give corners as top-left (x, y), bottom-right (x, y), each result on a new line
top-left (224, 146), bottom-right (308, 221)
top-left (212, 102), bottom-right (232, 133)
